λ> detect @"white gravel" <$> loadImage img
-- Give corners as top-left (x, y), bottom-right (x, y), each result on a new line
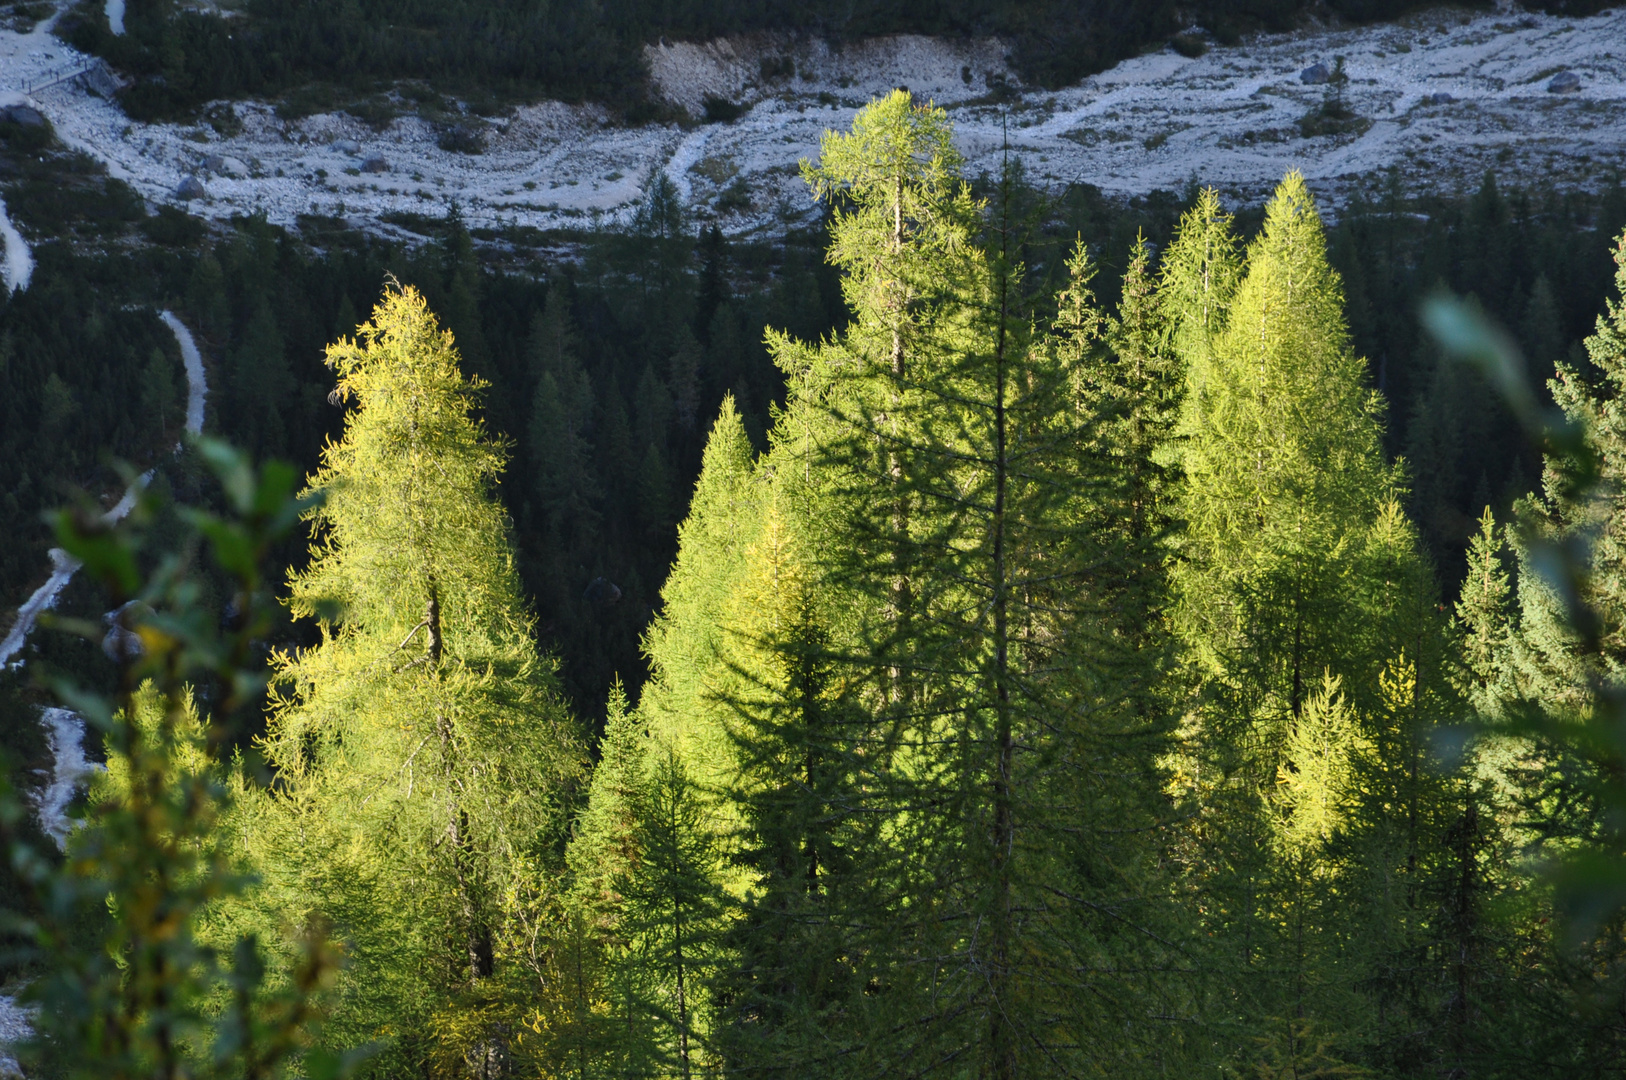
top-left (0, 5), bottom-right (1620, 245)
top-left (0, 547), bottom-right (81, 669)
top-left (0, 194), bottom-right (29, 294)
top-left (33, 707), bottom-right (101, 849)
top-left (0, 992), bottom-right (33, 1077)
top-left (0, 310), bottom-right (205, 671)
top-left (160, 309), bottom-right (206, 436)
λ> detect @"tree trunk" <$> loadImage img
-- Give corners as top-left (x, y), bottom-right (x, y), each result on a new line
top-left (987, 183), bottom-right (1017, 1080)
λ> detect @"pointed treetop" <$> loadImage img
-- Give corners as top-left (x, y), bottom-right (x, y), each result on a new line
top-left (1159, 187), bottom-right (1241, 363)
top-left (801, 89), bottom-right (962, 212)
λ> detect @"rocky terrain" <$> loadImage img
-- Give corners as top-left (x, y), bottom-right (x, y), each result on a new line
top-left (0, 2), bottom-right (1621, 253)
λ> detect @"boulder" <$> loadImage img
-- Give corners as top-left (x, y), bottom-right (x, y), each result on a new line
top-left (218, 155), bottom-right (249, 177)
top-left (1300, 62), bottom-right (1331, 85)
top-left (0, 104), bottom-right (46, 128)
top-left (1547, 71), bottom-right (1581, 94)
top-left (175, 175), bottom-right (208, 200)
top-left (333, 138), bottom-right (361, 154)
top-left (360, 155), bottom-right (388, 173)
top-left (203, 153), bottom-right (226, 173)
top-left (1423, 91), bottom-right (1455, 105)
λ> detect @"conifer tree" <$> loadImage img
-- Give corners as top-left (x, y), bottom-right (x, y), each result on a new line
top-left (710, 500), bottom-right (886, 1075)
top-left (1457, 506), bottom-right (1514, 716)
top-left (1164, 175), bottom-right (1432, 1060)
top-left (546, 680), bottom-right (652, 1079)
top-left (759, 95), bottom-right (1185, 1078)
top-left (1173, 171), bottom-right (1399, 720)
top-left (245, 284), bottom-right (585, 1068)
top-left (641, 396), bottom-right (763, 794)
top-left (1510, 229), bottom-right (1626, 705)
top-left (619, 750), bottom-right (727, 1080)
top-left (1158, 187), bottom-right (1241, 382)
top-left (528, 290), bottom-right (600, 554)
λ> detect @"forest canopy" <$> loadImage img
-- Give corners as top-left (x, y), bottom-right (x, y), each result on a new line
top-left (7, 90), bottom-right (1626, 1080)
top-left (65, 0), bottom-right (1617, 119)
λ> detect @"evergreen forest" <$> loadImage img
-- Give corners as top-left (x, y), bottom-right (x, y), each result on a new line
top-left (57, 0), bottom-right (1617, 121)
top-left (8, 90), bottom-right (1626, 1080)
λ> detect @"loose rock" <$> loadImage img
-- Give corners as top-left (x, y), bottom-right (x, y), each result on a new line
top-left (361, 155), bottom-right (388, 173)
top-left (1301, 62), bottom-right (1331, 85)
top-left (1547, 71), bottom-right (1581, 93)
top-left (175, 175), bottom-right (207, 200)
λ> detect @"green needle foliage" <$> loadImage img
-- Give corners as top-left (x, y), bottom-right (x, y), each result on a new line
top-left (2, 439), bottom-right (355, 1080)
top-left (235, 283), bottom-right (585, 1073)
top-left (749, 92), bottom-right (1189, 1079)
top-left (18, 91), bottom-right (1626, 1080)
top-left (1173, 171), bottom-right (1400, 724)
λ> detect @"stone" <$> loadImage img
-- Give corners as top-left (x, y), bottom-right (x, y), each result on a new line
top-left (360, 155), bottom-right (388, 173)
top-left (175, 175), bottom-right (207, 200)
top-left (1547, 71), bottom-right (1581, 93)
top-left (1300, 62), bottom-right (1331, 85)
top-left (203, 153), bottom-right (226, 173)
top-left (333, 138), bottom-right (361, 154)
top-left (217, 156), bottom-right (249, 177)
top-left (1424, 91), bottom-right (1455, 105)
top-left (0, 104), bottom-right (46, 128)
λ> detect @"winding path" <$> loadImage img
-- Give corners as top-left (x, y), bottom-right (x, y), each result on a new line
top-left (0, 302), bottom-right (205, 1071)
top-left (0, 310), bottom-right (205, 671)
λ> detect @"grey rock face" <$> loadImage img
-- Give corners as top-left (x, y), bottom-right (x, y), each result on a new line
top-left (0, 104), bottom-right (46, 127)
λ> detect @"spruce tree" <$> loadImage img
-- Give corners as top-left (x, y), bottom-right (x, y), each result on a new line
top-left (1457, 506), bottom-right (1514, 716)
top-left (527, 290), bottom-right (600, 555)
top-left (1512, 228), bottom-right (1626, 703)
top-left (710, 500), bottom-right (884, 1076)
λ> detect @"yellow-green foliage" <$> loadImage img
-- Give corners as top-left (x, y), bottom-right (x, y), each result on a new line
top-left (640, 394), bottom-right (764, 790)
top-left (1273, 674), bottom-right (1367, 857)
top-left (233, 283), bottom-right (584, 1063)
top-left (1173, 172), bottom-right (1401, 716)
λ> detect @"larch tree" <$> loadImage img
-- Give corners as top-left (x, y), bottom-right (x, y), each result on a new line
top-left (759, 93), bottom-right (1185, 1079)
top-left (244, 284), bottom-right (585, 1073)
top-left (640, 395), bottom-right (764, 801)
top-left (1173, 171), bottom-right (1400, 722)
top-left (1164, 174), bottom-right (1426, 1062)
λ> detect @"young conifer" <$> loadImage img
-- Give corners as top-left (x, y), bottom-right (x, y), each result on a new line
top-left (641, 395), bottom-right (763, 797)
